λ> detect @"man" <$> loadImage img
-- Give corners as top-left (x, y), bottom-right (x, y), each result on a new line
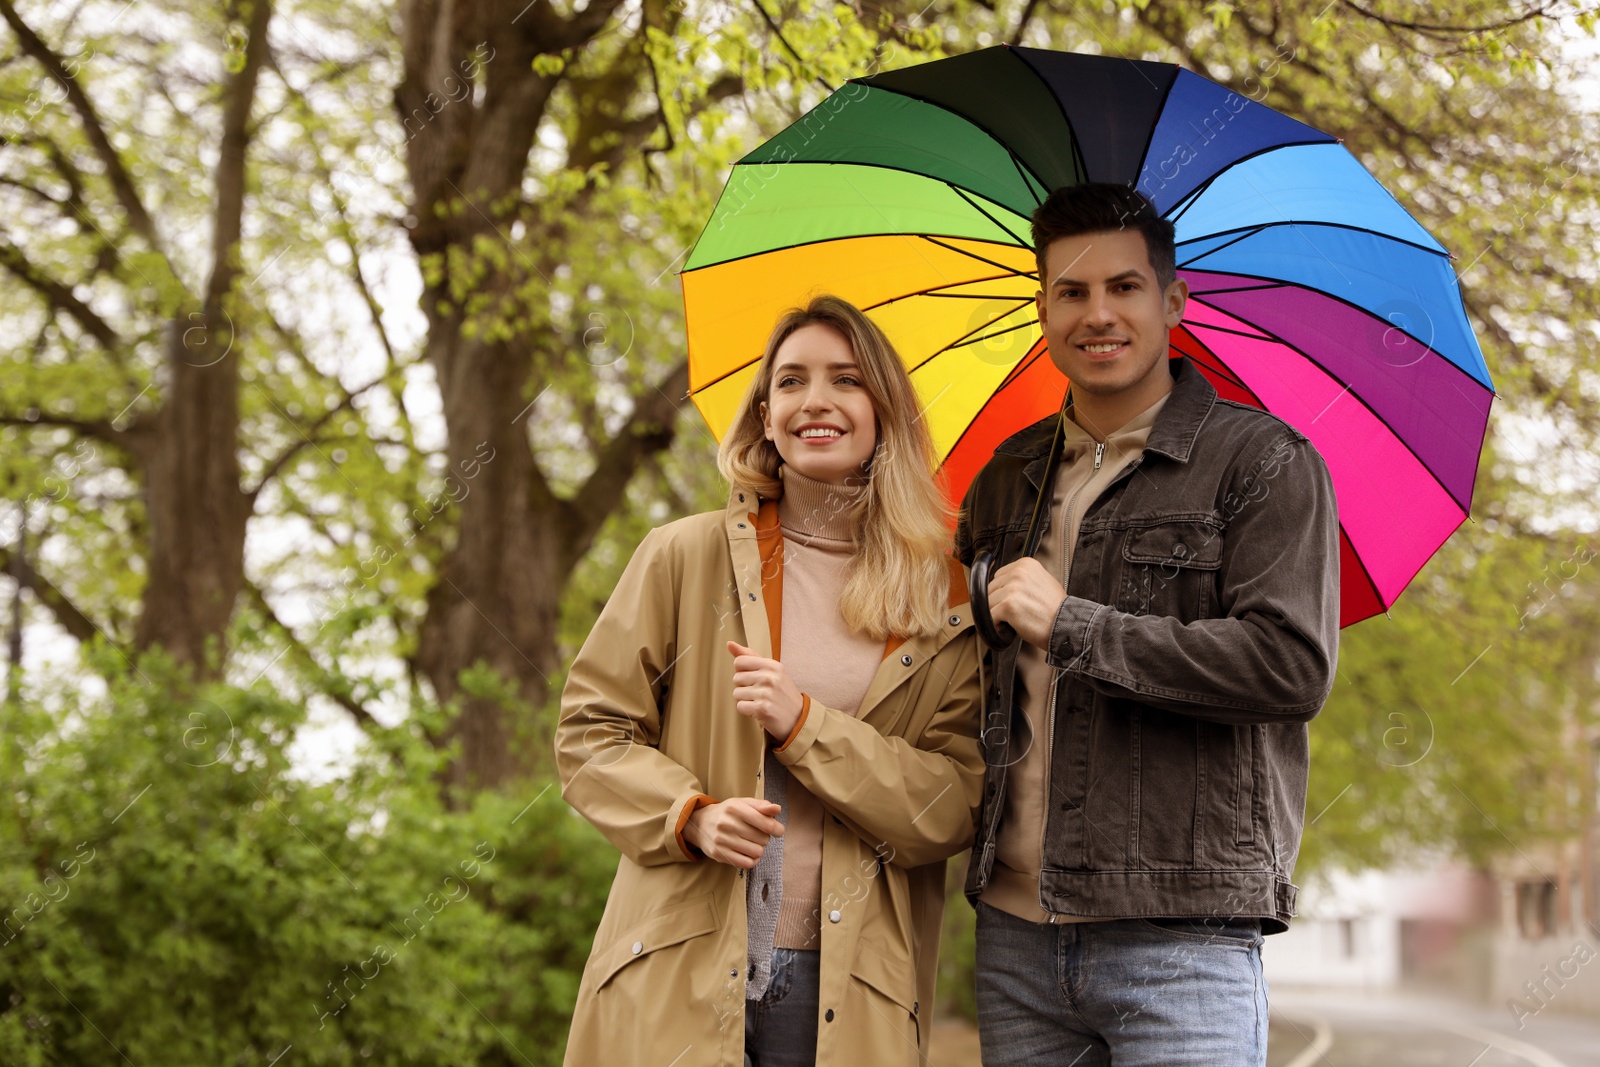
top-left (955, 183), bottom-right (1340, 1065)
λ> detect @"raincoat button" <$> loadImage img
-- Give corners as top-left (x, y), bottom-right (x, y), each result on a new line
top-left (631, 941), bottom-right (643, 955)
top-left (901, 654), bottom-right (913, 666)
top-left (739, 494), bottom-right (745, 502)
top-left (825, 1009), bottom-right (835, 1023)
top-left (731, 968), bottom-right (738, 978)
top-left (738, 522), bottom-right (746, 529)
top-left (950, 615), bottom-right (961, 625)
top-left (914, 1001), bottom-right (919, 1014)
top-left (748, 593), bottom-right (756, 601)
top-left (829, 910), bottom-right (841, 923)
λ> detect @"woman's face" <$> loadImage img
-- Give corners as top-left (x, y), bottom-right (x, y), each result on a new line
top-left (760, 323), bottom-right (879, 485)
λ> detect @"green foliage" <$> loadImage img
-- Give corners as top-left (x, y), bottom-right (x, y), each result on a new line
top-left (1301, 487), bottom-right (1600, 875)
top-left (0, 656), bottom-right (616, 1065)
top-left (936, 863), bottom-right (978, 1023)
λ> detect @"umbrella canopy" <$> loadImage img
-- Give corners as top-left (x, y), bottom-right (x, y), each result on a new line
top-left (680, 45), bottom-right (1494, 627)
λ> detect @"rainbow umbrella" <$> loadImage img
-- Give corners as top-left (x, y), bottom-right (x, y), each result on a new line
top-left (680, 46), bottom-right (1493, 627)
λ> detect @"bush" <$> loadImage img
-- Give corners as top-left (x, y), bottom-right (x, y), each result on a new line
top-left (0, 655), bottom-right (616, 1065)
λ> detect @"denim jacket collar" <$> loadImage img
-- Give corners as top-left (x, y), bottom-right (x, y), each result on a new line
top-left (992, 357), bottom-right (1218, 489)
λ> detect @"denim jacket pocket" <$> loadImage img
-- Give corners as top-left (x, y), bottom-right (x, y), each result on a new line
top-left (1118, 520), bottom-right (1223, 618)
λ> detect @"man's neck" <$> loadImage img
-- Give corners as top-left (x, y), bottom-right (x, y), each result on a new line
top-left (1068, 374), bottom-right (1174, 442)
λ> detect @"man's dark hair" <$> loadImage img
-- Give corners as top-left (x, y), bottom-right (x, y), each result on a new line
top-left (1031, 183), bottom-right (1177, 291)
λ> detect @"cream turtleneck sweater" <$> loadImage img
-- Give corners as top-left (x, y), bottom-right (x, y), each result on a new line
top-left (756, 465), bottom-right (885, 952)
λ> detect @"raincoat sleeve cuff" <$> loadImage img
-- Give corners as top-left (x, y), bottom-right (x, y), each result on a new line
top-left (772, 693), bottom-right (812, 753)
top-left (774, 693), bottom-right (826, 764)
top-left (671, 793), bottom-right (718, 862)
top-left (1044, 595), bottom-right (1106, 672)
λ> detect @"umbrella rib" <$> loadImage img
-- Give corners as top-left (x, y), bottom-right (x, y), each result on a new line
top-left (1179, 279), bottom-right (1280, 297)
top-left (865, 278), bottom-right (1033, 309)
top-left (1165, 182), bottom-right (1208, 226)
top-left (730, 156), bottom-right (1046, 224)
top-left (1157, 138), bottom-right (1345, 221)
top-left (1132, 65), bottom-right (1182, 197)
top-left (690, 358), bottom-right (761, 397)
top-left (850, 80), bottom-right (1058, 198)
top-left (870, 283), bottom-right (1030, 308)
top-left (1007, 47), bottom-right (1089, 185)
top-left (1180, 268), bottom-right (1491, 393)
top-left (921, 291), bottom-right (1038, 300)
top-left (1339, 526), bottom-right (1391, 623)
top-left (1169, 337), bottom-right (1256, 399)
top-left (907, 314), bottom-right (1040, 373)
top-left (686, 283), bottom-right (1035, 400)
top-left (948, 184), bottom-right (1031, 246)
top-left (1178, 218), bottom-right (1453, 260)
top-left (921, 236), bottom-right (1036, 278)
top-left (936, 343), bottom-right (1060, 465)
top-left (1176, 225), bottom-right (1267, 266)
top-left (1185, 300), bottom-right (1483, 513)
top-left (1008, 148), bottom-right (1049, 206)
top-left (1176, 316), bottom-right (1277, 344)
top-left (682, 232), bottom-right (1023, 274)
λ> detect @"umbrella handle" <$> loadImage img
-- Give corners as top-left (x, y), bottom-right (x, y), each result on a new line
top-left (968, 388), bottom-right (1071, 652)
top-left (969, 548), bottom-right (1017, 649)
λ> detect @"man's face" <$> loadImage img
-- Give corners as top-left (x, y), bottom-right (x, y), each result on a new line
top-left (1036, 228), bottom-right (1187, 401)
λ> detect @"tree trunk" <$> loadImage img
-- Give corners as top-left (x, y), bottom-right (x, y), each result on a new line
top-left (131, 0), bottom-right (272, 675)
top-left (399, 0), bottom-right (700, 791)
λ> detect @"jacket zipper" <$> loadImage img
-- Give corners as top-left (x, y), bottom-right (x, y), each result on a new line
top-left (1039, 438), bottom-right (1105, 915)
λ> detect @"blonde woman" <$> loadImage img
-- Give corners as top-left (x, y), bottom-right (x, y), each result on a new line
top-left (556, 294), bottom-right (984, 1066)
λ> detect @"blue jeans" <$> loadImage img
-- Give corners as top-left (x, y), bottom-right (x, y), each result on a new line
top-left (974, 901), bottom-right (1267, 1066)
top-left (744, 947), bottom-right (819, 1067)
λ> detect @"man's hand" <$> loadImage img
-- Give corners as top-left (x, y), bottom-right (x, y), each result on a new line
top-left (727, 641), bottom-right (805, 740)
top-left (987, 557), bottom-right (1067, 651)
top-left (685, 797), bottom-right (785, 868)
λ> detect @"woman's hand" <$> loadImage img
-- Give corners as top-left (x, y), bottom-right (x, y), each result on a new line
top-left (727, 641), bottom-right (805, 741)
top-left (684, 797), bottom-right (785, 868)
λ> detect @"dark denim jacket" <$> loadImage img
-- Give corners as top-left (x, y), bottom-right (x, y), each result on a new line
top-left (954, 357), bottom-right (1340, 932)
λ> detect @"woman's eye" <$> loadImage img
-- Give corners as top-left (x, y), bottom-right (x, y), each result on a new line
top-left (838, 376), bottom-right (860, 386)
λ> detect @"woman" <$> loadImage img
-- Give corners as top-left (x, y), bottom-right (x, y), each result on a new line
top-left (555, 294), bottom-right (984, 1066)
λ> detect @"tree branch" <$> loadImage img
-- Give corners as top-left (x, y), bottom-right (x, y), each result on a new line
top-left (0, 411), bottom-right (128, 448)
top-left (0, 235), bottom-right (123, 353)
top-left (0, 0), bottom-right (163, 250)
top-left (246, 309), bottom-right (391, 502)
top-left (0, 544), bottom-right (102, 645)
top-left (1009, 0), bottom-right (1042, 45)
top-left (565, 360), bottom-right (692, 566)
top-left (749, 0), bottom-right (835, 91)
top-left (196, 0), bottom-right (273, 330)
top-left (1338, 0), bottom-right (1562, 38)
top-left (243, 579), bottom-right (379, 731)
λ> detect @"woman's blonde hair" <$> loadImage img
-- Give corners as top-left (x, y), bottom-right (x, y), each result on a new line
top-left (717, 294), bottom-right (957, 641)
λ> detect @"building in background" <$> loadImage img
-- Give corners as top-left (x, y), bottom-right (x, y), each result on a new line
top-left (1264, 863), bottom-right (1498, 995)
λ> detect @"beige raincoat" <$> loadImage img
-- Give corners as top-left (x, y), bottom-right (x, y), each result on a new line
top-left (555, 482), bottom-right (984, 1066)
